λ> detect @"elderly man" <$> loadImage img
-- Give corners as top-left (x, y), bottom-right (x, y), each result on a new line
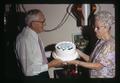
top-left (16, 9), bottom-right (64, 79)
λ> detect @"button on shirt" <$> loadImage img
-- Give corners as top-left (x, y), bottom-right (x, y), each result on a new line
top-left (16, 26), bottom-right (48, 76)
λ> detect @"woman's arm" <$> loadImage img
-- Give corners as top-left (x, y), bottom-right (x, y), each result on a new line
top-left (76, 49), bottom-right (90, 62)
top-left (68, 60), bottom-right (103, 70)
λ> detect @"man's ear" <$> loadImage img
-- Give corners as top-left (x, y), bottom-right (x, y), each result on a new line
top-left (30, 22), bottom-right (35, 28)
top-left (28, 22), bottom-right (33, 28)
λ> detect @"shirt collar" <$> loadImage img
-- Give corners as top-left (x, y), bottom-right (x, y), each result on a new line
top-left (26, 26), bottom-right (39, 41)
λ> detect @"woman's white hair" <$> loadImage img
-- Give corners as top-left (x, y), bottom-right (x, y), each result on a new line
top-left (95, 11), bottom-right (115, 29)
top-left (25, 9), bottom-right (44, 26)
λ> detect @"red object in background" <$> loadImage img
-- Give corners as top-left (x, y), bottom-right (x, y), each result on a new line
top-left (63, 64), bottom-right (80, 78)
top-left (69, 69), bottom-right (78, 77)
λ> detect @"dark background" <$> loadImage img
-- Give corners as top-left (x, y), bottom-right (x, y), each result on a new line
top-left (2, 0), bottom-right (120, 82)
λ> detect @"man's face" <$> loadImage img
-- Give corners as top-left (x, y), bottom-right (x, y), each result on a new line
top-left (31, 13), bottom-right (46, 33)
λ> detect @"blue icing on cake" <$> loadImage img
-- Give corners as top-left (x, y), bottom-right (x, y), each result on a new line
top-left (57, 42), bottom-right (73, 51)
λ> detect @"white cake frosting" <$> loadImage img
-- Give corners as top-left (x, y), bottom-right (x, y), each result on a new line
top-left (53, 41), bottom-right (79, 61)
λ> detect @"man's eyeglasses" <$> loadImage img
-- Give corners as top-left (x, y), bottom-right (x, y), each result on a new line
top-left (32, 20), bottom-right (46, 25)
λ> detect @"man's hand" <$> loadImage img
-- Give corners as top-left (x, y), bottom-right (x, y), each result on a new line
top-left (48, 59), bottom-right (64, 68)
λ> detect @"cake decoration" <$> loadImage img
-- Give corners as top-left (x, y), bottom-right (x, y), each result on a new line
top-left (52, 41), bottom-right (79, 61)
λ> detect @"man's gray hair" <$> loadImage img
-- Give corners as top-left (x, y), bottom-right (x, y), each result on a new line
top-left (25, 9), bottom-right (44, 25)
top-left (95, 11), bottom-right (115, 29)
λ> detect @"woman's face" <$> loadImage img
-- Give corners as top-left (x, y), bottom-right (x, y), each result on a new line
top-left (94, 20), bottom-right (107, 39)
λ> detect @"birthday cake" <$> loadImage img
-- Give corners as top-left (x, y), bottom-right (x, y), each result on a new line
top-left (52, 41), bottom-right (79, 61)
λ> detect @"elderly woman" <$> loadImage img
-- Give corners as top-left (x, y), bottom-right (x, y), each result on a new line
top-left (67, 11), bottom-right (115, 78)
